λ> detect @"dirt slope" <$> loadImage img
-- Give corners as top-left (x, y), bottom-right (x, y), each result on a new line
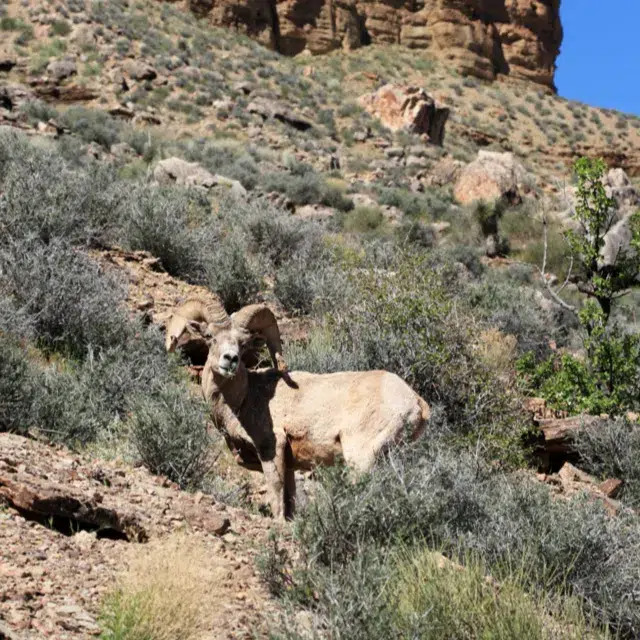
top-left (0, 432), bottom-right (286, 639)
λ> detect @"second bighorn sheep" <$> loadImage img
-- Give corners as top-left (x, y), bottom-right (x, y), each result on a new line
top-left (173, 301), bottom-right (430, 521)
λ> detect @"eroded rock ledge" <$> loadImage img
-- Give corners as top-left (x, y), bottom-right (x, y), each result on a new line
top-left (185, 0), bottom-right (563, 89)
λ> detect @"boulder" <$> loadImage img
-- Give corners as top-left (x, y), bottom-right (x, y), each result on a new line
top-left (46, 58), bottom-right (77, 82)
top-left (425, 157), bottom-right (464, 187)
top-left (153, 157), bottom-right (247, 197)
top-left (454, 151), bottom-right (527, 206)
top-left (0, 83), bottom-right (35, 111)
top-left (604, 167), bottom-right (640, 212)
top-left (601, 216), bottom-right (638, 274)
top-left (122, 60), bottom-right (157, 81)
top-left (247, 97), bottom-right (312, 131)
top-left (358, 84), bottom-right (449, 146)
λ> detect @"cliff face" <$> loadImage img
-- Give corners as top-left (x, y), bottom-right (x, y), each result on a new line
top-left (187, 0), bottom-right (563, 89)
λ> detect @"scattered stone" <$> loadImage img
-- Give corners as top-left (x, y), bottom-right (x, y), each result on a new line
top-left (233, 80), bottom-right (253, 95)
top-left (352, 128), bottom-right (371, 142)
top-left (599, 478), bottom-right (623, 499)
top-left (0, 56), bottom-right (17, 73)
top-left (153, 157), bottom-right (247, 197)
top-left (296, 204), bottom-right (336, 221)
top-left (0, 83), bottom-right (35, 111)
top-left (425, 157), bottom-right (464, 187)
top-left (110, 142), bottom-right (138, 160)
top-left (122, 60), bottom-right (157, 81)
top-left (384, 146), bottom-right (404, 159)
top-left (132, 112), bottom-right (162, 125)
top-left (108, 104), bottom-right (135, 119)
top-left (247, 97), bottom-right (312, 131)
top-left (358, 84), bottom-right (449, 146)
top-left (406, 155), bottom-right (428, 168)
top-left (30, 81), bottom-right (98, 102)
top-left (46, 58), bottom-right (77, 82)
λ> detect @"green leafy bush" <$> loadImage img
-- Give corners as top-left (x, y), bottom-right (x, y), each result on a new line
top-left (58, 107), bottom-right (123, 149)
top-left (343, 206), bottom-right (384, 233)
top-left (517, 311), bottom-right (640, 415)
top-left (518, 158), bottom-right (640, 415)
top-left (50, 20), bottom-right (72, 36)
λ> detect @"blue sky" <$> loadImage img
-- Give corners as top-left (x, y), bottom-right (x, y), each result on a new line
top-left (555, 1), bottom-right (640, 115)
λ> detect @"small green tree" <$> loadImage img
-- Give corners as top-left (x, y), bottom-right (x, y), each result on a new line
top-left (519, 157), bottom-right (640, 415)
top-left (564, 157), bottom-right (640, 320)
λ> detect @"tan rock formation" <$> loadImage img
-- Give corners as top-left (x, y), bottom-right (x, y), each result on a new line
top-left (358, 84), bottom-right (450, 145)
top-left (454, 150), bottom-right (528, 205)
top-left (184, 0), bottom-right (562, 89)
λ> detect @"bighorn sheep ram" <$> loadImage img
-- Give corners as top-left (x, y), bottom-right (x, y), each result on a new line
top-left (167, 300), bottom-right (429, 520)
top-left (165, 298), bottom-right (286, 370)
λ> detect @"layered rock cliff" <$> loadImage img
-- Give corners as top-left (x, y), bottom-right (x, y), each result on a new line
top-left (187, 0), bottom-right (563, 89)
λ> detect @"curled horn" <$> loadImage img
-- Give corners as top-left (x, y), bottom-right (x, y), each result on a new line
top-left (166, 297), bottom-right (230, 353)
top-left (231, 304), bottom-right (287, 372)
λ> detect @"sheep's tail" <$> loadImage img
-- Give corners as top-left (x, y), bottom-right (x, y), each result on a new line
top-left (411, 396), bottom-right (431, 441)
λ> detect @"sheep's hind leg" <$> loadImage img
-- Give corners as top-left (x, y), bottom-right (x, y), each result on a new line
top-left (283, 448), bottom-right (296, 521)
top-left (260, 434), bottom-right (288, 521)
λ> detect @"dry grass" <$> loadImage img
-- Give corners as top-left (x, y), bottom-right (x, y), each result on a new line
top-left (99, 533), bottom-right (225, 640)
top-left (392, 548), bottom-right (609, 640)
top-left (477, 328), bottom-right (518, 378)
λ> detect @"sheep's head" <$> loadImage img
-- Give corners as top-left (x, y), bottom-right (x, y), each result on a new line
top-left (190, 321), bottom-right (251, 379)
top-left (189, 303), bottom-right (287, 378)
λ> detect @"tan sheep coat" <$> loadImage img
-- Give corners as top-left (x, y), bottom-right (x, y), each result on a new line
top-left (203, 363), bottom-right (429, 519)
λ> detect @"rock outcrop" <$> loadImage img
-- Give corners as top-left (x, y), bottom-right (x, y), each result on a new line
top-left (358, 84), bottom-right (449, 145)
top-left (185, 0), bottom-right (563, 89)
top-left (153, 157), bottom-right (247, 197)
top-left (454, 150), bottom-right (528, 205)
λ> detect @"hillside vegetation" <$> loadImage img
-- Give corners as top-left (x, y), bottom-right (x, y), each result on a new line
top-left (1, 0), bottom-right (640, 638)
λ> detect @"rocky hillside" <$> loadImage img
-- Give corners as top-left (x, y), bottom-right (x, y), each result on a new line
top-left (187, 0), bottom-right (563, 89)
top-left (2, 0), bottom-right (640, 638)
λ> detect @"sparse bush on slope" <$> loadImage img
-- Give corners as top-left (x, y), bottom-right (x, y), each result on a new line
top-left (268, 441), bottom-right (635, 637)
top-left (0, 132), bottom-right (220, 485)
top-left (573, 418), bottom-right (640, 509)
top-left (0, 335), bottom-right (33, 434)
top-left (0, 237), bottom-right (129, 358)
top-left (289, 252), bottom-right (527, 460)
top-left (0, 131), bottom-right (122, 247)
top-left (128, 382), bottom-right (213, 489)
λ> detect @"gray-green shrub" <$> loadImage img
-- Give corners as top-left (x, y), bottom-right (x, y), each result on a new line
top-left (290, 441), bottom-right (640, 636)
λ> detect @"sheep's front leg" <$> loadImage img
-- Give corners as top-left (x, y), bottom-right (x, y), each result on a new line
top-left (260, 433), bottom-right (287, 521)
